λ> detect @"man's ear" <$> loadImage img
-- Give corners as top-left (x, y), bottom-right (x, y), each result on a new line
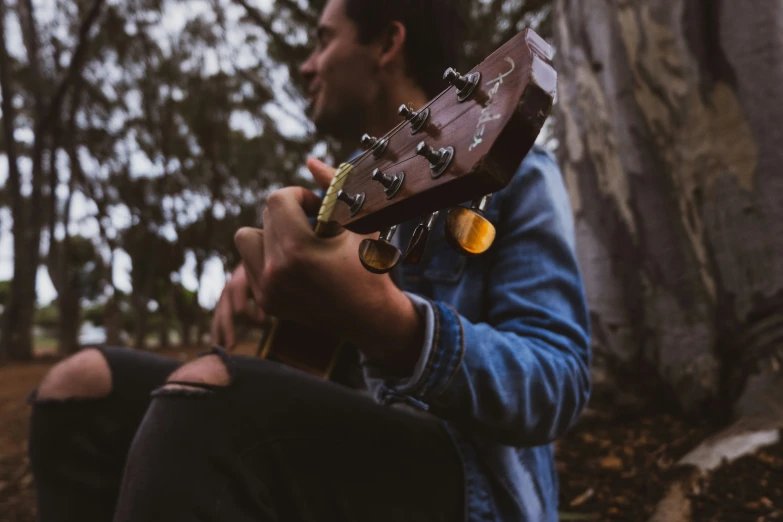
top-left (377, 21), bottom-right (406, 70)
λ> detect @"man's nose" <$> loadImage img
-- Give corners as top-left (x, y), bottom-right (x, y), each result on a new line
top-left (300, 52), bottom-right (316, 78)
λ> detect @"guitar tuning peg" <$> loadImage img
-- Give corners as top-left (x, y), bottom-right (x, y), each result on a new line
top-left (371, 168), bottom-right (405, 199)
top-left (403, 211), bottom-right (439, 265)
top-left (398, 104), bottom-right (430, 134)
top-left (443, 67), bottom-right (481, 102)
top-left (336, 189), bottom-right (365, 216)
top-left (360, 133), bottom-right (388, 158)
top-left (359, 226), bottom-right (402, 274)
top-left (415, 141), bottom-right (454, 178)
top-left (446, 195), bottom-right (496, 255)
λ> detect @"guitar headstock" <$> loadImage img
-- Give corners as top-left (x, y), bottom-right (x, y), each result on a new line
top-left (316, 29), bottom-right (556, 273)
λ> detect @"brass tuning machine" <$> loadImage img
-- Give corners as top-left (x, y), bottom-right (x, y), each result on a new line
top-left (446, 195), bottom-right (496, 255)
top-left (358, 226), bottom-right (402, 274)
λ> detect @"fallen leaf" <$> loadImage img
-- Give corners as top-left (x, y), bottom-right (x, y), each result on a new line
top-left (570, 488), bottom-right (595, 507)
top-left (599, 455), bottom-right (623, 470)
top-left (656, 454), bottom-right (674, 470)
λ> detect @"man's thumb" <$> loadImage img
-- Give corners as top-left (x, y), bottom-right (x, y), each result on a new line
top-left (306, 157), bottom-right (336, 191)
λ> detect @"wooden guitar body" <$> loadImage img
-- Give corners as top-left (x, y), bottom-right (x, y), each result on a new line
top-left (257, 318), bottom-right (343, 378)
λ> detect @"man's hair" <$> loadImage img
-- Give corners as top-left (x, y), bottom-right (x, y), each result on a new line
top-left (344, 0), bottom-right (465, 99)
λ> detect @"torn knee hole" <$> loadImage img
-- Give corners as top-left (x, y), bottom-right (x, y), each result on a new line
top-left (164, 354), bottom-right (232, 393)
top-left (36, 348), bottom-right (112, 401)
top-left (157, 382), bottom-right (217, 396)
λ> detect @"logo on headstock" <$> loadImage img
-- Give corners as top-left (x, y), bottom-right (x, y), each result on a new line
top-left (469, 57), bottom-right (516, 152)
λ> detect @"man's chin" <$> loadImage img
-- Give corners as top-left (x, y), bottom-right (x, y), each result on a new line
top-left (312, 112), bottom-right (346, 140)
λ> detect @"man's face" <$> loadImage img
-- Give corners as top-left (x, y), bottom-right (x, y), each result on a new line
top-left (300, 0), bottom-right (381, 139)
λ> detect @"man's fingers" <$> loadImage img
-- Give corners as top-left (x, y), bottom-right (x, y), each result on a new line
top-left (210, 298), bottom-right (236, 349)
top-left (228, 264), bottom-right (250, 314)
top-left (266, 186), bottom-right (324, 218)
top-left (234, 227), bottom-right (266, 298)
top-left (306, 157), bottom-right (336, 191)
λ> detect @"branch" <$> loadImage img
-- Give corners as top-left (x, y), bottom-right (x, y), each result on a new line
top-left (40, 0), bottom-right (106, 133)
top-left (19, 0), bottom-right (44, 115)
top-left (274, 0), bottom-right (316, 25)
top-left (232, 0), bottom-right (292, 52)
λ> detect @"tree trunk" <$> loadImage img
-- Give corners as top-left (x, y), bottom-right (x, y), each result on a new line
top-left (104, 293), bottom-right (123, 346)
top-left (0, 0), bottom-right (34, 361)
top-left (180, 320), bottom-right (193, 348)
top-left (58, 287), bottom-right (81, 355)
top-left (554, 0), bottom-right (783, 415)
top-left (132, 286), bottom-right (151, 350)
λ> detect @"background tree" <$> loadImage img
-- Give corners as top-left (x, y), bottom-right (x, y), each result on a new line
top-left (47, 235), bottom-right (103, 354)
top-left (0, 0), bottom-right (325, 358)
top-left (0, 0), bottom-right (105, 360)
top-left (555, 0), bottom-right (783, 515)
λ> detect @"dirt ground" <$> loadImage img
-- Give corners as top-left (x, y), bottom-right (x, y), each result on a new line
top-left (0, 348), bottom-right (781, 521)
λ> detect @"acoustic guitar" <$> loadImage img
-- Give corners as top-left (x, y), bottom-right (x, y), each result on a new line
top-left (255, 28), bottom-right (556, 380)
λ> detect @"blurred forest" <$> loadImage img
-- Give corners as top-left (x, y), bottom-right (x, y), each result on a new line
top-left (0, 0), bottom-right (551, 359)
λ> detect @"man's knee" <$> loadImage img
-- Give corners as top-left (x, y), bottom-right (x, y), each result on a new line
top-left (163, 354), bottom-right (231, 392)
top-left (36, 348), bottom-right (112, 400)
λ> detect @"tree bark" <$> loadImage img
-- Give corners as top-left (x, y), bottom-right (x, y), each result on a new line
top-left (104, 292), bottom-right (123, 347)
top-left (0, 0), bottom-right (34, 360)
top-left (132, 284), bottom-right (151, 351)
top-left (58, 289), bottom-right (81, 354)
top-left (0, 0), bottom-right (105, 360)
top-left (554, 0), bottom-right (783, 414)
top-left (180, 320), bottom-right (193, 348)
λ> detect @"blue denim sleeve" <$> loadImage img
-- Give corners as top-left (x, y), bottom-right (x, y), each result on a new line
top-left (368, 149), bottom-right (591, 447)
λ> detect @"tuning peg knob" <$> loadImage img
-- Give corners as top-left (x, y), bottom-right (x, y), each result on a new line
top-left (445, 195), bottom-right (496, 255)
top-left (360, 133), bottom-right (388, 158)
top-left (359, 226), bottom-right (402, 274)
top-left (398, 104), bottom-right (430, 134)
top-left (361, 134), bottom-right (377, 149)
top-left (336, 189), bottom-right (365, 216)
top-left (398, 104), bottom-right (414, 120)
top-left (371, 168), bottom-right (404, 199)
top-left (443, 67), bottom-right (481, 102)
top-left (415, 141), bottom-right (454, 178)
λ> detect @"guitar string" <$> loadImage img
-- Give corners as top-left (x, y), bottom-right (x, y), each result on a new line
top-left (342, 85), bottom-right (454, 169)
top-left (316, 153), bottom-right (421, 217)
top-left (317, 86), bottom-right (458, 218)
top-left (317, 93), bottom-right (469, 217)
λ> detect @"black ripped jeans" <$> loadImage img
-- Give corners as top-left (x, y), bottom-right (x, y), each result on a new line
top-left (28, 346), bottom-right (464, 522)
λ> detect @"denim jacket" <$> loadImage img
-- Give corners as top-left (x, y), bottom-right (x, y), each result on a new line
top-left (362, 145), bottom-right (591, 522)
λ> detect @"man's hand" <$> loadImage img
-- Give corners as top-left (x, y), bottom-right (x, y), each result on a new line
top-left (209, 158), bottom-right (336, 350)
top-left (234, 158), bottom-right (425, 373)
top-left (210, 264), bottom-right (265, 350)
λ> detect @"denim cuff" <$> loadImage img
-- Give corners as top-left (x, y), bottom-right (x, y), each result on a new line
top-left (361, 292), bottom-right (434, 397)
top-left (413, 301), bottom-right (466, 401)
top-left (361, 296), bottom-right (466, 409)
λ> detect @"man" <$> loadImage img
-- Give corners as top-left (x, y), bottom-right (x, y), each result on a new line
top-left (28, 0), bottom-right (591, 520)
